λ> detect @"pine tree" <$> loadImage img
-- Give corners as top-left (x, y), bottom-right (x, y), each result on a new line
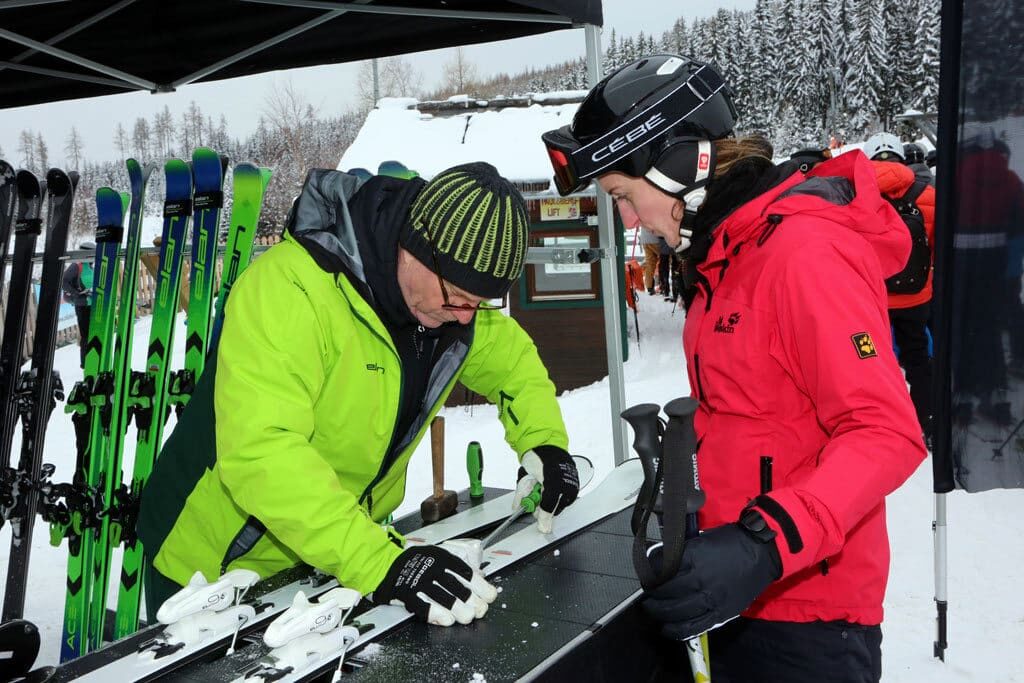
top-left (748, 0), bottom-right (780, 135)
top-left (912, 0), bottom-right (940, 112)
top-left (604, 29), bottom-right (619, 71)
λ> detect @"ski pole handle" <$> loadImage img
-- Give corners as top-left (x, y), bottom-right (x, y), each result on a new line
top-left (466, 441), bottom-right (484, 499)
top-left (621, 403), bottom-right (664, 535)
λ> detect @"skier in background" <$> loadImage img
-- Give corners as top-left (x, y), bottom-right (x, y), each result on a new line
top-left (137, 162), bottom-right (579, 629)
top-left (61, 241), bottom-right (94, 369)
top-left (543, 54), bottom-right (926, 682)
top-left (863, 132), bottom-right (938, 445)
top-left (639, 226), bottom-right (661, 294)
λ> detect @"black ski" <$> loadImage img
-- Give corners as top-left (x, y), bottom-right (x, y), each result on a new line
top-left (2, 169), bottom-right (78, 622)
top-left (0, 171), bottom-right (46, 527)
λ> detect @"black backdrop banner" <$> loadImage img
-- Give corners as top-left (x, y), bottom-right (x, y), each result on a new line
top-left (933, 0), bottom-right (1024, 493)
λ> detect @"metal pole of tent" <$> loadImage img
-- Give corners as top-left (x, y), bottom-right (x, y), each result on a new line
top-left (933, 492), bottom-right (948, 660)
top-left (583, 23), bottom-right (629, 467)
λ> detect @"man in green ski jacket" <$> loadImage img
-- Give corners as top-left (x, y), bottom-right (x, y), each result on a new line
top-left (137, 162), bottom-right (579, 629)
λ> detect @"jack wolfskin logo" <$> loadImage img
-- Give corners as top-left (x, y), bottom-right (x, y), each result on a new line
top-left (851, 332), bottom-right (877, 359)
top-left (714, 312), bottom-right (741, 334)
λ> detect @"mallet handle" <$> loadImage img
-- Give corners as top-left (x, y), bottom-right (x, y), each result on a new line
top-left (431, 416), bottom-right (445, 498)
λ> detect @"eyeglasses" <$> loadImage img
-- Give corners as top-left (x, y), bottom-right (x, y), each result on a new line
top-left (429, 246), bottom-right (506, 311)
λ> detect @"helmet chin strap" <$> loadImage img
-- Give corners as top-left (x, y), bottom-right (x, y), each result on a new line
top-left (675, 188), bottom-right (707, 253)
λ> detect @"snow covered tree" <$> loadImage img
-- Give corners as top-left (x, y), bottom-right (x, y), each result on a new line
top-left (132, 117), bottom-right (151, 160)
top-left (35, 132), bottom-right (48, 173)
top-left (153, 105), bottom-right (175, 159)
top-left (662, 17), bottom-right (688, 55)
top-left (113, 122), bottom-right (129, 161)
top-left (18, 130), bottom-right (36, 171)
top-left (913, 0), bottom-right (940, 112)
top-left (64, 126), bottom-right (84, 170)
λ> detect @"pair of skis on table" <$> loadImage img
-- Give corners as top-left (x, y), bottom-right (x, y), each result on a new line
top-left (59, 457), bottom-right (641, 683)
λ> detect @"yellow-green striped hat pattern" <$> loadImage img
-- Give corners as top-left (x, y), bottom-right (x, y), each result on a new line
top-left (402, 162), bottom-right (529, 299)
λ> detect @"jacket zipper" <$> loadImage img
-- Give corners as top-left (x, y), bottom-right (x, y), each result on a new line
top-left (694, 353), bottom-right (706, 401)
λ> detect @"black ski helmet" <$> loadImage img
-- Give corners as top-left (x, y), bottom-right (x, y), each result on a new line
top-left (542, 54), bottom-right (738, 197)
top-left (903, 142), bottom-right (926, 165)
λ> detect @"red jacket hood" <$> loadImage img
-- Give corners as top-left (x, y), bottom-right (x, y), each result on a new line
top-left (699, 150), bottom-right (910, 286)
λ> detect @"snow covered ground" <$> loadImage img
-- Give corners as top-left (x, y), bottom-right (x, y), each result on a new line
top-left (1, 296), bottom-right (1023, 680)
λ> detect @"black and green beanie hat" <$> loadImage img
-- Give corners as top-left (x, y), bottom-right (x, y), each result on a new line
top-left (401, 162), bottom-right (529, 299)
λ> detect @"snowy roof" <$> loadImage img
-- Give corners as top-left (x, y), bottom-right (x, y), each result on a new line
top-left (338, 95), bottom-right (584, 189)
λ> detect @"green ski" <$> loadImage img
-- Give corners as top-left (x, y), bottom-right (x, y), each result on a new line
top-left (58, 187), bottom-right (129, 661)
top-left (166, 148), bottom-right (228, 416)
top-left (209, 164), bottom-right (273, 350)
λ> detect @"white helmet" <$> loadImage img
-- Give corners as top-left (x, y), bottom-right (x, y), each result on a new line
top-left (864, 132), bottom-right (904, 161)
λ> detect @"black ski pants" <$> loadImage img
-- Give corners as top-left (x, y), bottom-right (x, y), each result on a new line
top-left (74, 304), bottom-right (90, 369)
top-left (143, 561), bottom-right (184, 624)
top-left (891, 302), bottom-right (933, 436)
top-left (705, 617), bottom-right (882, 683)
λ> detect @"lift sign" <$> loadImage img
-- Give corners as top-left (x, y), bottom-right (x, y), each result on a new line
top-left (540, 197), bottom-right (580, 221)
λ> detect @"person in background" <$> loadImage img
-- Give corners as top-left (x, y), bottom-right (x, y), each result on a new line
top-left (639, 226), bottom-right (662, 295)
top-left (864, 132), bottom-right (937, 443)
top-left (62, 241), bottom-right (94, 368)
top-left (543, 53), bottom-right (925, 682)
top-left (952, 133), bottom-right (1024, 425)
top-left (657, 236), bottom-right (676, 302)
top-left (137, 162), bottom-right (579, 629)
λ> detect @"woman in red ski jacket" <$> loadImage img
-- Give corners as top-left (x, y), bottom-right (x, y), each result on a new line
top-left (543, 54), bottom-right (927, 683)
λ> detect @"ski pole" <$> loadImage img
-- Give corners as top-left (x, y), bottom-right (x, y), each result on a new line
top-left (663, 398), bottom-right (710, 683)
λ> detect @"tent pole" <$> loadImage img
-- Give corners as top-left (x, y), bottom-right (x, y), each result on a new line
top-left (241, 0), bottom-right (574, 25)
top-left (0, 0), bottom-right (138, 78)
top-left (0, 26), bottom-right (156, 90)
top-left (584, 23), bottom-right (629, 467)
top-left (933, 492), bottom-right (948, 660)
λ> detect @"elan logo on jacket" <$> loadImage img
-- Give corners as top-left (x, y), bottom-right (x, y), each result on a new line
top-left (714, 312), bottom-right (741, 334)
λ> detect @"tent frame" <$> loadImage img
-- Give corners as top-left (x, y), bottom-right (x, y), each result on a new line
top-left (0, 0), bottom-right (630, 465)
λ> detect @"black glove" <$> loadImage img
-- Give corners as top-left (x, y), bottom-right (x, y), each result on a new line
top-left (372, 545), bottom-right (494, 626)
top-left (642, 508), bottom-right (783, 640)
top-left (516, 445), bottom-right (579, 520)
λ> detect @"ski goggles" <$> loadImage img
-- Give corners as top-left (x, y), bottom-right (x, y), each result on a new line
top-left (542, 65), bottom-right (729, 196)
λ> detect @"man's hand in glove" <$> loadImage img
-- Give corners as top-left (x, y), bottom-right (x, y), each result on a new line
top-left (643, 507), bottom-right (783, 640)
top-left (514, 445), bottom-right (579, 534)
top-left (372, 542), bottom-right (497, 627)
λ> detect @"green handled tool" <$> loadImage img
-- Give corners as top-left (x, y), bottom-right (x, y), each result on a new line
top-left (480, 455), bottom-right (594, 549)
top-left (480, 484), bottom-right (541, 549)
top-left (466, 441), bottom-right (485, 499)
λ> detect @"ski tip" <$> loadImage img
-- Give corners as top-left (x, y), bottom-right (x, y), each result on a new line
top-left (16, 168), bottom-right (41, 195)
top-left (44, 168), bottom-right (72, 196)
top-left (192, 148), bottom-right (226, 192)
